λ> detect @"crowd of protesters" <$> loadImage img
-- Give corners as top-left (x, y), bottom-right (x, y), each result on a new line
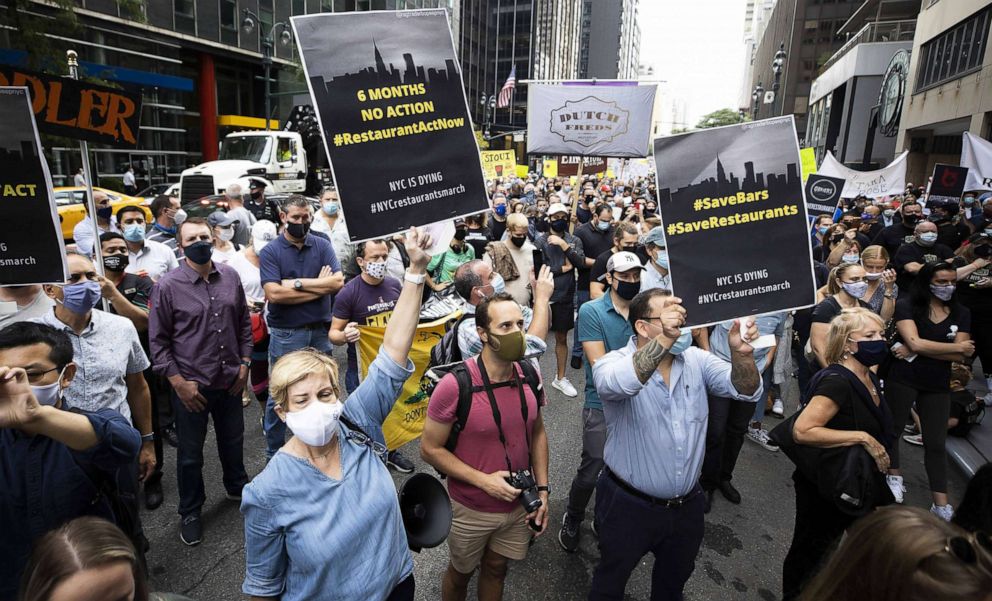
top-left (1, 174), bottom-right (990, 601)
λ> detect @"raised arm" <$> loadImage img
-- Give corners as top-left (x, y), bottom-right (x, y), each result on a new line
top-left (382, 227), bottom-right (432, 366)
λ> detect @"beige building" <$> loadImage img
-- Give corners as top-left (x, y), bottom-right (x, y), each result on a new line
top-left (895, 0), bottom-right (992, 185)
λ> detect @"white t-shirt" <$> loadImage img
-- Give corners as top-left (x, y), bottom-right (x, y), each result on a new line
top-left (227, 249), bottom-right (264, 303)
top-left (211, 244), bottom-right (239, 265)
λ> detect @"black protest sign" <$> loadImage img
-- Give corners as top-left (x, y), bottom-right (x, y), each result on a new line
top-left (292, 10), bottom-right (489, 242)
top-left (653, 117), bottom-right (817, 328)
top-left (0, 65), bottom-right (142, 148)
top-left (0, 87), bottom-right (68, 286)
top-left (804, 174), bottom-right (845, 219)
top-left (926, 164), bottom-right (969, 205)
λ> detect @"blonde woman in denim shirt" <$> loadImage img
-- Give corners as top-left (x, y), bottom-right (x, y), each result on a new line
top-left (241, 228), bottom-right (433, 601)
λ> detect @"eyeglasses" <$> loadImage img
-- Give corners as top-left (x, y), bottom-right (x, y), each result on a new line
top-left (23, 366), bottom-right (59, 384)
top-left (67, 271), bottom-right (98, 283)
top-left (944, 531), bottom-right (992, 564)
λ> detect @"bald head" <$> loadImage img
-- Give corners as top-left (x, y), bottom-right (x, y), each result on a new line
top-left (915, 221), bottom-right (937, 235)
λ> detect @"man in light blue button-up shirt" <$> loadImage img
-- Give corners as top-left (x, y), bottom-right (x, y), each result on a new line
top-left (589, 288), bottom-right (761, 601)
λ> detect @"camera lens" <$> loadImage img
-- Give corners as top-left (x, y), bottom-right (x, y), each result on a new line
top-left (518, 487), bottom-right (543, 513)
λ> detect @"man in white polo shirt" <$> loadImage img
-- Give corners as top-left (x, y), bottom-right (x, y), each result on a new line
top-left (117, 205), bottom-right (179, 281)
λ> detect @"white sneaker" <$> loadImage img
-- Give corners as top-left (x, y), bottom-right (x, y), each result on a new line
top-left (745, 427), bottom-right (779, 452)
top-left (552, 377), bottom-right (578, 398)
top-left (771, 399), bottom-right (785, 418)
top-left (930, 503), bottom-right (954, 522)
top-left (984, 390), bottom-right (992, 408)
top-left (886, 475), bottom-right (905, 504)
top-left (902, 433), bottom-right (924, 446)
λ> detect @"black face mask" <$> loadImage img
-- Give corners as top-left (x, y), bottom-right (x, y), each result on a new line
top-left (613, 278), bottom-right (640, 300)
top-left (903, 214), bottom-right (919, 225)
top-left (621, 245), bottom-right (637, 253)
top-left (103, 254), bottom-right (129, 272)
top-left (550, 219), bottom-right (568, 232)
top-left (510, 236), bottom-right (527, 248)
top-left (183, 240), bottom-right (213, 265)
top-left (975, 244), bottom-right (992, 259)
top-left (451, 243), bottom-right (465, 253)
top-left (286, 221), bottom-right (310, 239)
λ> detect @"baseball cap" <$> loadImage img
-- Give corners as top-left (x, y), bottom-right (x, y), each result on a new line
top-left (643, 227), bottom-right (666, 248)
top-left (207, 211), bottom-right (238, 228)
top-left (606, 251), bottom-right (646, 275)
top-left (548, 202), bottom-right (568, 216)
top-left (252, 220), bottom-right (278, 252)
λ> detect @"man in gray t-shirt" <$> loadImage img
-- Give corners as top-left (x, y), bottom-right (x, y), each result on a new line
top-left (224, 184), bottom-right (256, 247)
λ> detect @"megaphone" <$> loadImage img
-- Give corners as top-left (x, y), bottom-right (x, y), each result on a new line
top-left (398, 473), bottom-right (452, 552)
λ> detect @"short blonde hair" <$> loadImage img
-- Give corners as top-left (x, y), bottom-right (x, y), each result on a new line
top-left (824, 307), bottom-right (885, 365)
top-left (506, 213), bottom-right (528, 231)
top-left (269, 348), bottom-right (341, 410)
top-left (860, 245), bottom-right (890, 265)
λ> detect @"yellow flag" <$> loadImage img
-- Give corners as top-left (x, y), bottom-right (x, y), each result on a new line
top-left (356, 313), bottom-right (458, 449)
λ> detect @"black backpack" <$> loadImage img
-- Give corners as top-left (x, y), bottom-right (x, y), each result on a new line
top-left (425, 312), bottom-right (473, 378)
top-left (949, 391), bottom-right (986, 438)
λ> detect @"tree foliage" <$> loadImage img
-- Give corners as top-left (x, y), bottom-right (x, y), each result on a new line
top-left (695, 108), bottom-right (748, 129)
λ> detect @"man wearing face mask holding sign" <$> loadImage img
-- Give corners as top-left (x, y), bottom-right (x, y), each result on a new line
top-left (588, 289), bottom-right (761, 601)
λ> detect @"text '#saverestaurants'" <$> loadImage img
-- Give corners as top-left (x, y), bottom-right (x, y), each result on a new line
top-left (292, 9), bottom-right (489, 243)
top-left (652, 116), bottom-right (817, 328)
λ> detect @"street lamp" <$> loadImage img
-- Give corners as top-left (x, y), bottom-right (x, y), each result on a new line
top-left (752, 82), bottom-right (764, 121)
top-left (242, 9), bottom-right (292, 131)
top-left (772, 42), bottom-right (787, 116)
top-left (479, 93), bottom-right (496, 139)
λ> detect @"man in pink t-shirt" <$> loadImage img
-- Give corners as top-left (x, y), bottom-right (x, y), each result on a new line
top-left (422, 292), bottom-right (550, 601)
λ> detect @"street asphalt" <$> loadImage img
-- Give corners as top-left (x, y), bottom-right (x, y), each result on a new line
top-left (142, 335), bottom-right (968, 600)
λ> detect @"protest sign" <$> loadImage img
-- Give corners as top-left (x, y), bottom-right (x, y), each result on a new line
top-left (0, 87), bottom-right (68, 286)
top-left (292, 10), bottom-right (489, 242)
top-left (818, 150), bottom-right (907, 198)
top-left (515, 164), bottom-right (529, 178)
top-left (542, 159), bottom-right (558, 178)
top-left (925, 164), bottom-right (969, 206)
top-left (0, 65), bottom-right (142, 148)
top-left (653, 116), bottom-right (817, 328)
top-left (961, 132), bottom-right (992, 191)
top-left (527, 84), bottom-right (656, 157)
top-left (804, 174), bottom-right (845, 219)
top-left (357, 315), bottom-right (454, 449)
top-left (800, 147), bottom-right (817, 182)
top-left (558, 156), bottom-right (607, 177)
top-left (481, 149), bottom-right (516, 180)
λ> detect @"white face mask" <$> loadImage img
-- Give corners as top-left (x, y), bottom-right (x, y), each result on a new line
top-left (285, 398), bottom-right (343, 447)
top-left (31, 366), bottom-right (67, 407)
top-left (364, 260), bottom-right (387, 279)
top-left (217, 228), bottom-right (235, 242)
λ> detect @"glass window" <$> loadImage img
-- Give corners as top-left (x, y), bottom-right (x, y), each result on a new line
top-left (917, 6), bottom-right (990, 91)
top-left (175, 0), bottom-right (195, 34)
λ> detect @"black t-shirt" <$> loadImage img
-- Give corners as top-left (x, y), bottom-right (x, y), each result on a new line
top-left (573, 222), bottom-right (615, 291)
top-left (935, 219), bottom-right (970, 250)
top-left (464, 227), bottom-right (492, 259)
top-left (111, 272), bottom-right (153, 352)
top-left (952, 256), bottom-right (992, 317)
top-left (245, 195), bottom-right (282, 224)
top-left (490, 218), bottom-right (507, 243)
top-left (590, 248), bottom-right (614, 289)
top-left (888, 298), bottom-right (972, 392)
top-left (873, 223), bottom-right (916, 256)
top-left (949, 390), bottom-right (976, 437)
top-left (812, 370), bottom-right (889, 446)
top-left (811, 295), bottom-right (871, 324)
top-left (893, 241), bottom-right (954, 291)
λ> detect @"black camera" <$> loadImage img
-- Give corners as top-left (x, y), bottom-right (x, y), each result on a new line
top-left (506, 469), bottom-right (542, 514)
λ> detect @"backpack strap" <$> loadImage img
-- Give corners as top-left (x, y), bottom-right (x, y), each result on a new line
top-left (444, 363), bottom-right (475, 453)
top-left (448, 311), bottom-right (473, 364)
top-left (516, 359), bottom-right (545, 408)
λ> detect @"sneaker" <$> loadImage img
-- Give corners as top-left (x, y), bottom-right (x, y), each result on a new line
top-left (225, 487), bottom-right (244, 502)
top-left (903, 433), bottom-right (924, 446)
top-left (903, 423), bottom-right (918, 435)
top-left (552, 377), bottom-right (578, 397)
top-left (983, 390), bottom-right (992, 408)
top-left (387, 450), bottom-right (415, 474)
top-left (570, 356), bottom-right (583, 370)
top-left (745, 427), bottom-right (779, 452)
top-left (886, 475), bottom-right (905, 504)
top-left (162, 425), bottom-right (179, 449)
top-left (557, 514), bottom-right (581, 552)
top-left (771, 399), bottom-right (785, 418)
top-left (930, 503), bottom-right (954, 522)
top-left (180, 514), bottom-right (202, 546)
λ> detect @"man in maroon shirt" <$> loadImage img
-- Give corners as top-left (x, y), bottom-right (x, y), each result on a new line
top-left (149, 217), bottom-right (252, 546)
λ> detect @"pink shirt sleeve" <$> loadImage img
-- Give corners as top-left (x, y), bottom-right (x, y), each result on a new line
top-left (427, 372), bottom-right (460, 424)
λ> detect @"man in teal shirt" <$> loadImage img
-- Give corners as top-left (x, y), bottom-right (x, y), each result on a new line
top-left (558, 251), bottom-right (642, 552)
top-left (426, 227), bottom-right (475, 292)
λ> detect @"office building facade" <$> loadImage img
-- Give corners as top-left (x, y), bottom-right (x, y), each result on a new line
top-left (579, 0), bottom-right (640, 80)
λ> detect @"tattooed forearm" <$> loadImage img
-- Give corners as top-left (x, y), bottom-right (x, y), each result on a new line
top-left (729, 351), bottom-right (760, 395)
top-left (632, 336), bottom-right (669, 383)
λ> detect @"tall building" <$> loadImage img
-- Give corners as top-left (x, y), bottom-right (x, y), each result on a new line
top-left (579, 0), bottom-right (641, 79)
top-left (895, 0), bottom-right (992, 185)
top-left (747, 0), bottom-right (864, 139)
top-left (739, 1), bottom-right (778, 112)
top-left (532, 0), bottom-right (582, 81)
top-left (0, 0), bottom-right (453, 187)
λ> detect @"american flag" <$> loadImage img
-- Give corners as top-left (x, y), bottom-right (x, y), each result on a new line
top-left (496, 65), bottom-right (516, 108)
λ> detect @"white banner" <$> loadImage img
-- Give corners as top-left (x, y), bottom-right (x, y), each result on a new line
top-left (962, 132), bottom-right (992, 192)
top-left (818, 151), bottom-right (908, 198)
top-left (527, 84), bottom-right (657, 157)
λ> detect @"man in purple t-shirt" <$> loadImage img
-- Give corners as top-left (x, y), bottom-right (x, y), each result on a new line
top-left (328, 238), bottom-right (413, 473)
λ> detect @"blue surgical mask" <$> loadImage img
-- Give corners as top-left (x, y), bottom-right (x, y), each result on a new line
top-left (491, 273), bottom-right (506, 295)
top-left (30, 367), bottom-right (66, 406)
top-left (918, 232), bottom-right (938, 246)
top-left (817, 225), bottom-right (830, 235)
top-left (655, 251), bottom-right (669, 270)
top-left (597, 220), bottom-right (610, 231)
top-left (58, 280), bottom-right (102, 315)
top-left (669, 329), bottom-right (693, 355)
top-left (322, 202), bottom-right (339, 216)
top-left (123, 224), bottom-right (145, 242)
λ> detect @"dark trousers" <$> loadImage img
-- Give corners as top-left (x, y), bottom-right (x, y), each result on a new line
top-left (142, 369), bottom-right (167, 475)
top-left (885, 378), bottom-right (951, 493)
top-left (781, 470), bottom-right (855, 601)
top-left (566, 408), bottom-right (607, 522)
top-left (385, 575), bottom-right (415, 601)
top-left (589, 474), bottom-right (705, 601)
top-left (700, 394), bottom-right (754, 490)
top-left (172, 388), bottom-right (249, 518)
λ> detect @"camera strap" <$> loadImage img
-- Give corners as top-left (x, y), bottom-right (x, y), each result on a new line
top-left (476, 355), bottom-right (531, 473)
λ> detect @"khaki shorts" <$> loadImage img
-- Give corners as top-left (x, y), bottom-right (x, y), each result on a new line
top-left (447, 500), bottom-right (532, 574)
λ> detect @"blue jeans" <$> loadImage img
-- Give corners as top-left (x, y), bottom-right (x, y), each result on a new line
top-left (753, 368), bottom-right (774, 423)
top-left (590, 473), bottom-right (705, 601)
top-left (172, 388), bottom-right (249, 518)
top-left (266, 325), bottom-right (334, 458)
top-left (572, 289), bottom-right (591, 358)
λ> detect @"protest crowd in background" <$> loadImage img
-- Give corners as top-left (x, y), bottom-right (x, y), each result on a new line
top-left (3, 168), bottom-right (992, 601)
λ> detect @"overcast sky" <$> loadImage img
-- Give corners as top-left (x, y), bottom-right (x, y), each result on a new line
top-left (640, 0), bottom-right (747, 128)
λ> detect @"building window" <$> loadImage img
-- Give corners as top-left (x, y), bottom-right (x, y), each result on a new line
top-left (220, 0), bottom-right (238, 45)
top-left (174, 0), bottom-right (195, 35)
top-left (916, 6), bottom-right (990, 91)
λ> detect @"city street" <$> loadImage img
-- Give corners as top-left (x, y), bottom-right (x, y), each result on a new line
top-left (140, 336), bottom-right (968, 601)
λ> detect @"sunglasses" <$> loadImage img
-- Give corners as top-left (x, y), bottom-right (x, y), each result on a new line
top-left (944, 531), bottom-right (992, 564)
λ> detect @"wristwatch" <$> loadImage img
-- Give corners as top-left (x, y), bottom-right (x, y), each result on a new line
top-left (537, 485), bottom-right (550, 494)
top-left (293, 279), bottom-right (303, 290)
top-left (241, 359), bottom-right (252, 368)
top-left (404, 271), bottom-right (426, 285)
top-left (140, 432), bottom-right (155, 443)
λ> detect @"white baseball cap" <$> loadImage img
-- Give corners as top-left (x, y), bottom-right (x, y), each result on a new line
top-left (548, 202), bottom-right (568, 217)
top-left (252, 220), bottom-right (278, 252)
top-left (605, 251), bottom-right (646, 276)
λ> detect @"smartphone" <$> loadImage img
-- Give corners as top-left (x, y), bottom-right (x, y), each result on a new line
top-left (532, 249), bottom-right (545, 275)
